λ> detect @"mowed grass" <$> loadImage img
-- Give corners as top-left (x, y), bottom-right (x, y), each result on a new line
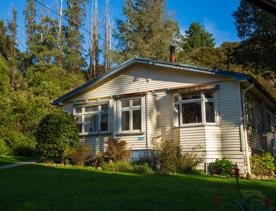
top-left (0, 164), bottom-right (275, 211)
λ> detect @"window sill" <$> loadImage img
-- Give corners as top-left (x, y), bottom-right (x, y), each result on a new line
top-left (174, 123), bottom-right (219, 128)
top-left (80, 132), bottom-right (111, 136)
top-left (115, 132), bottom-right (145, 136)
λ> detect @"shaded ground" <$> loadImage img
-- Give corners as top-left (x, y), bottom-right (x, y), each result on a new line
top-left (0, 156), bottom-right (37, 166)
top-left (0, 164), bottom-right (275, 211)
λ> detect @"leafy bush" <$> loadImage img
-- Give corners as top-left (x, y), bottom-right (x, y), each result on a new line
top-left (104, 138), bottom-right (131, 162)
top-left (101, 161), bottom-right (133, 172)
top-left (0, 139), bottom-right (10, 156)
top-left (152, 139), bottom-right (203, 174)
top-left (64, 143), bottom-right (92, 165)
top-left (251, 152), bottom-right (275, 176)
top-left (4, 131), bottom-right (36, 156)
top-left (86, 152), bottom-right (105, 167)
top-left (36, 112), bottom-right (79, 162)
top-left (177, 146), bottom-right (204, 173)
top-left (133, 163), bottom-right (154, 175)
top-left (209, 158), bottom-right (234, 176)
top-left (153, 139), bottom-right (181, 174)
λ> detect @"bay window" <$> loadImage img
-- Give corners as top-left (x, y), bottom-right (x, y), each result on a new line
top-left (175, 92), bottom-right (216, 126)
top-left (74, 103), bottom-right (109, 134)
top-left (120, 98), bottom-right (142, 132)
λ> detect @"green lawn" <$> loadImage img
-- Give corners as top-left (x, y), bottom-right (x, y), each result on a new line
top-left (0, 156), bottom-right (37, 166)
top-left (0, 164), bottom-right (275, 211)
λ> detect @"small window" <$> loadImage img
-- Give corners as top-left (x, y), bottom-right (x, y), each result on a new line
top-left (85, 106), bottom-right (98, 112)
top-left (120, 97), bottom-right (143, 132)
top-left (133, 110), bottom-right (141, 130)
top-left (122, 111), bottom-right (130, 130)
top-left (100, 113), bottom-right (108, 131)
top-left (182, 102), bottom-right (202, 124)
top-left (75, 116), bottom-right (82, 132)
top-left (101, 104), bottom-right (108, 111)
top-left (75, 107), bottom-right (82, 113)
top-left (175, 91), bottom-right (216, 126)
top-left (205, 102), bottom-right (215, 123)
top-left (121, 100), bottom-right (130, 108)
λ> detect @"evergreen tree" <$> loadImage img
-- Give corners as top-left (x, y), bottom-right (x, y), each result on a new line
top-left (114, 0), bottom-right (179, 62)
top-left (7, 8), bottom-right (20, 90)
top-left (64, 0), bottom-right (87, 73)
top-left (181, 22), bottom-right (215, 49)
top-left (233, 0), bottom-right (276, 79)
top-left (23, 0), bottom-right (37, 55)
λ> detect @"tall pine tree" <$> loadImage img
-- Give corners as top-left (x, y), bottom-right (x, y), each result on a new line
top-left (114, 0), bottom-right (179, 62)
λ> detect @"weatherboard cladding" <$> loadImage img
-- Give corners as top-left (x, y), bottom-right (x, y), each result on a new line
top-left (53, 57), bottom-right (273, 106)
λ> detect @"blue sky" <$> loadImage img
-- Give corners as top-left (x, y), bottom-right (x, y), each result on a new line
top-left (0, 0), bottom-right (240, 51)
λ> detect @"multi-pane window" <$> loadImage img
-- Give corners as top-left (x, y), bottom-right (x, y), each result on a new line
top-left (74, 104), bottom-right (109, 134)
top-left (120, 98), bottom-right (142, 132)
top-left (175, 92), bottom-right (216, 126)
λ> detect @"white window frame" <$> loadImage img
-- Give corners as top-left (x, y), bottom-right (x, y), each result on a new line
top-left (73, 102), bottom-right (110, 135)
top-left (174, 92), bottom-right (217, 127)
top-left (118, 97), bottom-right (144, 134)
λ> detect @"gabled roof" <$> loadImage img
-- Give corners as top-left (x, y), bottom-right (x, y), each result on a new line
top-left (53, 57), bottom-right (276, 106)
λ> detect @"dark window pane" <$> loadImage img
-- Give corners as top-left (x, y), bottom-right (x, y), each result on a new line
top-left (121, 100), bottom-right (130, 108)
top-left (182, 102), bottom-right (202, 124)
top-left (84, 115), bottom-right (98, 132)
top-left (122, 111), bottom-right (130, 130)
top-left (75, 116), bottom-right (82, 132)
top-left (75, 107), bottom-right (82, 113)
top-left (133, 110), bottom-right (141, 130)
top-left (206, 102), bottom-right (215, 123)
top-left (101, 104), bottom-right (108, 111)
top-left (181, 94), bottom-right (201, 100)
top-left (101, 113), bottom-right (108, 131)
top-left (132, 98), bottom-right (141, 106)
top-left (204, 92), bottom-right (213, 99)
top-left (85, 106), bottom-right (98, 112)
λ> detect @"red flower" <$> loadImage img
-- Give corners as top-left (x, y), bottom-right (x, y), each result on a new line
top-left (214, 196), bottom-right (221, 205)
top-left (264, 197), bottom-right (272, 208)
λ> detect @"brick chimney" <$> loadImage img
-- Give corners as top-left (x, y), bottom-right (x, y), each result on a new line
top-left (169, 45), bottom-right (176, 63)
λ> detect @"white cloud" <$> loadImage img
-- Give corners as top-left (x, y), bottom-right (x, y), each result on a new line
top-left (203, 18), bottom-right (232, 46)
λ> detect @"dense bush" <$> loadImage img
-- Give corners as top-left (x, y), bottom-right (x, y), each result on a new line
top-left (64, 143), bottom-right (92, 165)
top-left (104, 138), bottom-right (131, 162)
top-left (4, 131), bottom-right (36, 156)
top-left (209, 158), bottom-right (234, 176)
top-left (0, 139), bottom-right (10, 156)
top-left (36, 112), bottom-right (79, 161)
top-left (251, 152), bottom-right (275, 176)
top-left (152, 139), bottom-right (203, 174)
top-left (101, 161), bottom-right (154, 174)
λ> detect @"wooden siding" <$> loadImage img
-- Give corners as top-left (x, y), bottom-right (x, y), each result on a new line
top-left (70, 64), bottom-right (228, 102)
top-left (217, 81), bottom-right (245, 172)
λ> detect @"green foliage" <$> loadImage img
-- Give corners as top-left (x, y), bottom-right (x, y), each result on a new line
top-left (0, 139), bottom-right (10, 156)
top-left (251, 152), bottom-right (275, 176)
top-left (209, 158), bottom-right (234, 176)
top-left (133, 162), bottom-right (154, 174)
top-left (101, 161), bottom-right (154, 174)
top-left (4, 131), bottom-right (36, 156)
top-left (153, 140), bottom-right (203, 174)
top-left (181, 22), bottom-right (215, 49)
top-left (114, 0), bottom-right (179, 62)
top-left (104, 138), bottom-right (131, 162)
top-left (36, 112), bottom-right (79, 161)
top-left (64, 143), bottom-right (92, 165)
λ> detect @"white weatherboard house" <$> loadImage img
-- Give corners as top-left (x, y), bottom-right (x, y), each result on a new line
top-left (53, 57), bottom-right (276, 174)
